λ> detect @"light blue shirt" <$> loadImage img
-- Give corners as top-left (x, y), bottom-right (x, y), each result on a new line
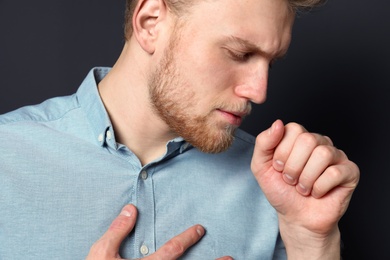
top-left (0, 67), bottom-right (286, 259)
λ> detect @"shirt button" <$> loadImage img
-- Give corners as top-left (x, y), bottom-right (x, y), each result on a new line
top-left (98, 134), bottom-right (104, 142)
top-left (140, 244), bottom-right (149, 255)
top-left (141, 170), bottom-right (148, 180)
top-left (106, 130), bottom-right (112, 140)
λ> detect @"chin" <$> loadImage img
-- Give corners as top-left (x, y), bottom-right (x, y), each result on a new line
top-left (192, 127), bottom-right (236, 154)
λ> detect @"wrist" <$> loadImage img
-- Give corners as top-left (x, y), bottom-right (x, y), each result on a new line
top-left (279, 219), bottom-right (341, 260)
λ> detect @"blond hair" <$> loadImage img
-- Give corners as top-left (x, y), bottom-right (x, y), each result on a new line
top-left (124, 0), bottom-right (325, 39)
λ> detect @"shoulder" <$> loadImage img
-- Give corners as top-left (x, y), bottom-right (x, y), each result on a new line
top-left (0, 94), bottom-right (79, 127)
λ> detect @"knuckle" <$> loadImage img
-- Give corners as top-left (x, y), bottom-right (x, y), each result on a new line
top-left (337, 148), bottom-right (347, 158)
top-left (351, 161), bottom-right (360, 176)
top-left (297, 132), bottom-right (318, 147)
top-left (284, 164), bottom-right (300, 176)
top-left (109, 216), bottom-right (129, 231)
top-left (285, 122), bottom-right (306, 133)
top-left (299, 172), bottom-right (312, 183)
top-left (164, 238), bottom-right (186, 255)
top-left (312, 181), bottom-right (324, 196)
top-left (323, 135), bottom-right (334, 145)
top-left (276, 145), bottom-right (290, 157)
top-left (347, 161), bottom-right (360, 185)
top-left (314, 145), bottom-right (334, 159)
top-left (327, 166), bottom-right (343, 179)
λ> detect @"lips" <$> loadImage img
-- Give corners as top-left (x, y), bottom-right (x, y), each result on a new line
top-left (217, 109), bottom-right (248, 126)
top-left (227, 110), bottom-right (248, 118)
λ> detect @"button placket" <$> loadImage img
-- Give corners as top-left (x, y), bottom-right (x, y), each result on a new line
top-left (134, 167), bottom-right (156, 257)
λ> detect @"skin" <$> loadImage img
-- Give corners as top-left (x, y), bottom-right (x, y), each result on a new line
top-left (93, 0), bottom-right (360, 259)
top-left (86, 205), bottom-right (232, 260)
top-left (98, 0), bottom-right (294, 164)
top-left (252, 120), bottom-right (359, 259)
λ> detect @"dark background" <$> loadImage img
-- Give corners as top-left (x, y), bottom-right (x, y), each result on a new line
top-left (0, 0), bottom-right (389, 259)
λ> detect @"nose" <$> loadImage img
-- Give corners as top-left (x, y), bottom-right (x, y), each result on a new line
top-left (234, 64), bottom-right (268, 104)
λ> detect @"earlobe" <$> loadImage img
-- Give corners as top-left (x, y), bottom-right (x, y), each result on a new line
top-left (133, 0), bottom-right (167, 54)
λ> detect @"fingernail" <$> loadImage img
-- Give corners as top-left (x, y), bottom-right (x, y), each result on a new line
top-left (197, 226), bottom-right (204, 236)
top-left (283, 173), bottom-right (295, 184)
top-left (273, 160), bottom-right (284, 172)
top-left (120, 209), bottom-right (132, 217)
top-left (275, 160), bottom-right (284, 167)
top-left (298, 183), bottom-right (308, 195)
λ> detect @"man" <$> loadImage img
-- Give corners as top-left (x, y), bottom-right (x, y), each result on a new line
top-left (0, 0), bottom-right (359, 259)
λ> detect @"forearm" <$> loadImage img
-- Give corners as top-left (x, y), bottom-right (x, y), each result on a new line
top-left (280, 221), bottom-right (341, 260)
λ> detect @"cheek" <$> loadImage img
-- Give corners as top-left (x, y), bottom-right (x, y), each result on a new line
top-left (175, 41), bottom-right (238, 107)
top-left (189, 56), bottom-right (237, 97)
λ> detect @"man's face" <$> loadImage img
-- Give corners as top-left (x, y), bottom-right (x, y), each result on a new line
top-left (148, 0), bottom-right (294, 153)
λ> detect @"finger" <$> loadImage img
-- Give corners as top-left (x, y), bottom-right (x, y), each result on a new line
top-left (88, 204), bottom-right (137, 258)
top-left (295, 145), bottom-right (345, 195)
top-left (216, 256), bottom-right (234, 260)
top-left (151, 224), bottom-right (205, 260)
top-left (251, 119), bottom-right (285, 175)
top-left (311, 161), bottom-right (360, 198)
top-left (271, 122), bottom-right (307, 173)
top-left (282, 133), bottom-right (333, 186)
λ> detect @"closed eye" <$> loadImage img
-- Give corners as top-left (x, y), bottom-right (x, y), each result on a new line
top-left (226, 49), bottom-right (253, 62)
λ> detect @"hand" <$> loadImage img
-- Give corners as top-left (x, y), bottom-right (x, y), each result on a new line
top-left (87, 204), bottom-right (233, 260)
top-left (251, 120), bottom-right (359, 257)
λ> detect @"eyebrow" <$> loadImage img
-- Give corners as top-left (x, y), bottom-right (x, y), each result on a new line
top-left (223, 35), bottom-right (288, 60)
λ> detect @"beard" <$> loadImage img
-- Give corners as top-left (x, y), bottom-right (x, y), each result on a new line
top-left (147, 27), bottom-right (249, 154)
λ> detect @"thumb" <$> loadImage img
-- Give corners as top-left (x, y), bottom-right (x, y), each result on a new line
top-left (87, 204), bottom-right (137, 259)
top-left (251, 120), bottom-right (285, 174)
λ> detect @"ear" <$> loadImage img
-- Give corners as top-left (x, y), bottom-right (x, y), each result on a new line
top-left (132, 0), bottom-right (168, 54)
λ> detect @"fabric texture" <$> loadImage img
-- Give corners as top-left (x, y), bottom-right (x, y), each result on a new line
top-left (0, 67), bottom-right (286, 259)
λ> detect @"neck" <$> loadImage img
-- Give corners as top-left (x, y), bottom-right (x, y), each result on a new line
top-left (98, 42), bottom-right (177, 165)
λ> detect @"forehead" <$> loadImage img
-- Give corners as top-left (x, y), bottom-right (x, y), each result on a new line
top-left (179, 0), bottom-right (295, 55)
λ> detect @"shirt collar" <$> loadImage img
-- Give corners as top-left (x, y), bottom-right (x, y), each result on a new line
top-left (76, 67), bottom-right (194, 155)
top-left (76, 67), bottom-right (113, 148)
top-left (168, 137), bottom-right (193, 155)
